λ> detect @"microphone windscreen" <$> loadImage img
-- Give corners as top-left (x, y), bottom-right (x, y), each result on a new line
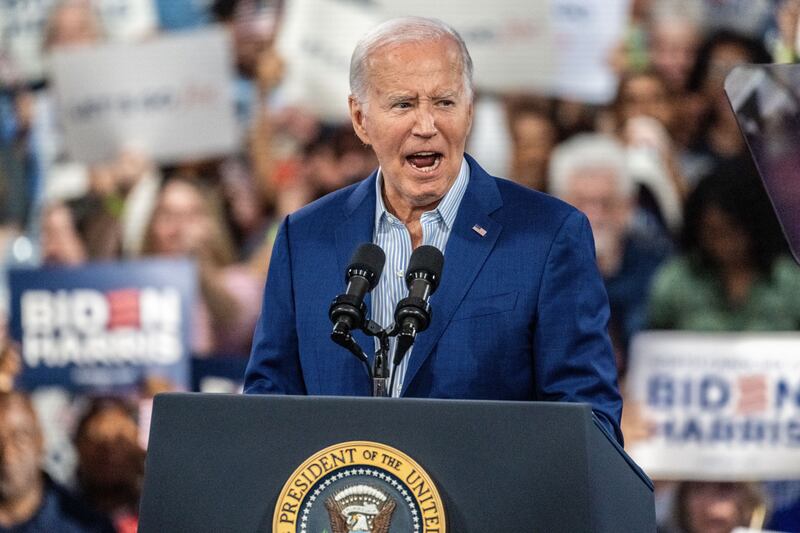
top-left (348, 243), bottom-right (386, 290)
top-left (407, 245), bottom-right (444, 291)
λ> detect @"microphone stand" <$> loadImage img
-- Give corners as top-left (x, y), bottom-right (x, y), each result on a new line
top-left (332, 319), bottom-right (411, 398)
top-left (362, 320), bottom-right (391, 397)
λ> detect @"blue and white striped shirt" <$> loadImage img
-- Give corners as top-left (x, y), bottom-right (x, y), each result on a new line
top-left (372, 158), bottom-right (470, 396)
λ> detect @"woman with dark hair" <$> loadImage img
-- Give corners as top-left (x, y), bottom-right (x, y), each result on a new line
top-left (682, 30), bottom-right (773, 184)
top-left (73, 398), bottom-right (144, 533)
top-left (648, 159), bottom-right (800, 330)
top-left (661, 481), bottom-right (767, 533)
top-left (142, 177), bottom-right (263, 356)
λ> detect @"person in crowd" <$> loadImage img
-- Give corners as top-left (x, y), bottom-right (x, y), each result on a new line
top-left (643, 0), bottom-right (705, 155)
top-left (142, 177), bottom-right (262, 356)
top-left (506, 99), bottom-right (558, 192)
top-left (648, 159), bottom-right (800, 331)
top-left (646, 0), bottom-right (704, 96)
top-left (211, 0), bottom-right (280, 132)
top-left (74, 398), bottom-right (144, 533)
top-left (27, 0), bottom-right (105, 204)
top-left (659, 481), bottom-right (767, 533)
top-left (614, 70), bottom-right (675, 136)
top-left (550, 134), bottom-right (670, 372)
top-left (245, 16), bottom-right (623, 442)
top-left (0, 391), bottom-right (113, 533)
top-left (39, 202), bottom-right (88, 266)
top-left (0, 331), bottom-right (20, 395)
top-left (614, 70), bottom-right (687, 234)
top-left (645, 160), bottom-right (800, 533)
top-left (683, 30), bottom-right (772, 184)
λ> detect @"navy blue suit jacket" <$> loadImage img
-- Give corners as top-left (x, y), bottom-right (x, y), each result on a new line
top-left (245, 155), bottom-right (623, 442)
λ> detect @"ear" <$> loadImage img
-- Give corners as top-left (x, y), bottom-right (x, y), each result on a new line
top-left (465, 98), bottom-right (475, 135)
top-left (348, 96), bottom-right (371, 145)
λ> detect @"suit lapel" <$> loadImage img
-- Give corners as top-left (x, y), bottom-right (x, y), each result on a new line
top-left (401, 156), bottom-right (503, 395)
top-left (335, 171), bottom-right (377, 276)
top-left (332, 172), bottom-right (378, 389)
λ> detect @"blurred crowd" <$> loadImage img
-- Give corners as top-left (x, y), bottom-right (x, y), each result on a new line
top-left (2, 0), bottom-right (800, 531)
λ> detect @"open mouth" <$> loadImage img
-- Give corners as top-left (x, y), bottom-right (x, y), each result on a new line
top-left (406, 151), bottom-right (442, 173)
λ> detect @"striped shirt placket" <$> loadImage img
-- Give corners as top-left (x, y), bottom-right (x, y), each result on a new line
top-left (371, 159), bottom-right (470, 396)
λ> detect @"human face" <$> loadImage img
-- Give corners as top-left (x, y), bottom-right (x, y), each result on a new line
top-left (149, 181), bottom-right (212, 256)
top-left (650, 21), bottom-right (700, 93)
top-left (562, 169), bottom-right (631, 252)
top-left (0, 398), bottom-right (42, 501)
top-left (349, 38), bottom-right (473, 217)
top-left (41, 204), bottom-right (87, 266)
top-left (76, 406), bottom-right (143, 487)
top-left (48, 4), bottom-right (102, 49)
top-left (511, 112), bottom-right (557, 191)
top-left (684, 482), bottom-right (754, 533)
top-left (619, 74), bottom-right (673, 129)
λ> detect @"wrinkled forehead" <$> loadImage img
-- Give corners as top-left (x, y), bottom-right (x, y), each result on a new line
top-left (364, 37), bottom-right (466, 92)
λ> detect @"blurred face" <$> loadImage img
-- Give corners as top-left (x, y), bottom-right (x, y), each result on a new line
top-left (349, 38), bottom-right (473, 216)
top-left (619, 74), bottom-right (673, 129)
top-left (703, 42), bottom-right (752, 101)
top-left (511, 113), bottom-right (557, 191)
top-left (650, 20), bottom-right (700, 93)
top-left (149, 181), bottom-right (212, 256)
top-left (0, 398), bottom-right (42, 501)
top-left (47, 3), bottom-right (102, 49)
top-left (41, 204), bottom-right (87, 266)
top-left (76, 406), bottom-right (143, 488)
top-left (562, 169), bottom-right (631, 251)
top-left (684, 482), bottom-right (754, 533)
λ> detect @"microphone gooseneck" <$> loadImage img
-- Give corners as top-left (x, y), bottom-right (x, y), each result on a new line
top-left (329, 243), bottom-right (386, 370)
top-left (392, 245), bottom-right (444, 368)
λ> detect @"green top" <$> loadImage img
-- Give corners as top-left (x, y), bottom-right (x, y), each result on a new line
top-left (647, 255), bottom-right (800, 331)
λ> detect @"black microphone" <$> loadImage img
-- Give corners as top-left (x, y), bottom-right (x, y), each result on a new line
top-left (392, 245), bottom-right (444, 366)
top-left (329, 243), bottom-right (385, 342)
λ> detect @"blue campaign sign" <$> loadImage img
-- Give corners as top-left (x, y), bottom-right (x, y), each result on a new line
top-left (8, 258), bottom-right (196, 393)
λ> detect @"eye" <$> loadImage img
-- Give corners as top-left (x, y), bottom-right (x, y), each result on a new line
top-left (437, 100), bottom-right (455, 107)
top-left (393, 101), bottom-right (412, 109)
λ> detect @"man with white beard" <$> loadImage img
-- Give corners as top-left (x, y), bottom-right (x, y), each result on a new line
top-left (549, 134), bottom-right (671, 373)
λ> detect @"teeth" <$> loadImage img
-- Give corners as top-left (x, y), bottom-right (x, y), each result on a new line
top-left (408, 155), bottom-right (441, 173)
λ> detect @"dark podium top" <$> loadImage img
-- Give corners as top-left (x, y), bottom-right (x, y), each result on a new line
top-left (139, 393), bottom-right (654, 532)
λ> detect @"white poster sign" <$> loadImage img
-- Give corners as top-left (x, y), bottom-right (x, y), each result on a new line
top-left (276, 0), bottom-right (380, 121)
top-left (626, 332), bottom-right (800, 480)
top-left (50, 27), bottom-right (238, 163)
top-left (376, 0), bottom-right (555, 96)
top-left (378, 0), bottom-right (628, 102)
top-left (550, 0), bottom-right (630, 102)
top-left (276, 0), bottom-right (629, 119)
top-left (0, 0), bottom-right (157, 83)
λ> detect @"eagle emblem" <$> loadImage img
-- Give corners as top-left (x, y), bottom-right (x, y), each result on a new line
top-left (324, 484), bottom-right (396, 533)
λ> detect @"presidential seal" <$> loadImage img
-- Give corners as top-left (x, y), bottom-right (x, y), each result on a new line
top-left (273, 441), bottom-right (446, 533)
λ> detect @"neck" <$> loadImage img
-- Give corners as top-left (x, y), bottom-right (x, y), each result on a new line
top-left (719, 262), bottom-right (756, 306)
top-left (383, 193), bottom-right (438, 226)
top-left (597, 242), bottom-right (624, 277)
top-left (0, 477), bottom-right (44, 528)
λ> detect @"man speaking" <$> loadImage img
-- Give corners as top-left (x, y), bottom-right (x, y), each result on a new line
top-left (244, 16), bottom-right (623, 443)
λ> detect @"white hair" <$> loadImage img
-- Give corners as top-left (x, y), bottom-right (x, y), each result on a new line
top-left (349, 16), bottom-right (474, 105)
top-left (548, 134), bottom-right (635, 199)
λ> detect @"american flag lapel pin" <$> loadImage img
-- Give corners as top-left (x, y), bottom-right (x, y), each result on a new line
top-left (472, 224), bottom-right (487, 237)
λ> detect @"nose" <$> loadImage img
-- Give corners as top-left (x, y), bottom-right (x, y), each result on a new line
top-left (412, 103), bottom-right (437, 138)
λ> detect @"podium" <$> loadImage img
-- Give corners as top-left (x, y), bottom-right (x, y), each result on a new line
top-left (139, 393), bottom-right (655, 532)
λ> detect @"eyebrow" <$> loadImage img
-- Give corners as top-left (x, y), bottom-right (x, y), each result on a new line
top-left (386, 93), bottom-right (415, 104)
top-left (385, 91), bottom-right (460, 104)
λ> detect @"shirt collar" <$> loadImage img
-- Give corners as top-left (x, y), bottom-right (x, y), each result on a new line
top-left (374, 158), bottom-right (470, 233)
